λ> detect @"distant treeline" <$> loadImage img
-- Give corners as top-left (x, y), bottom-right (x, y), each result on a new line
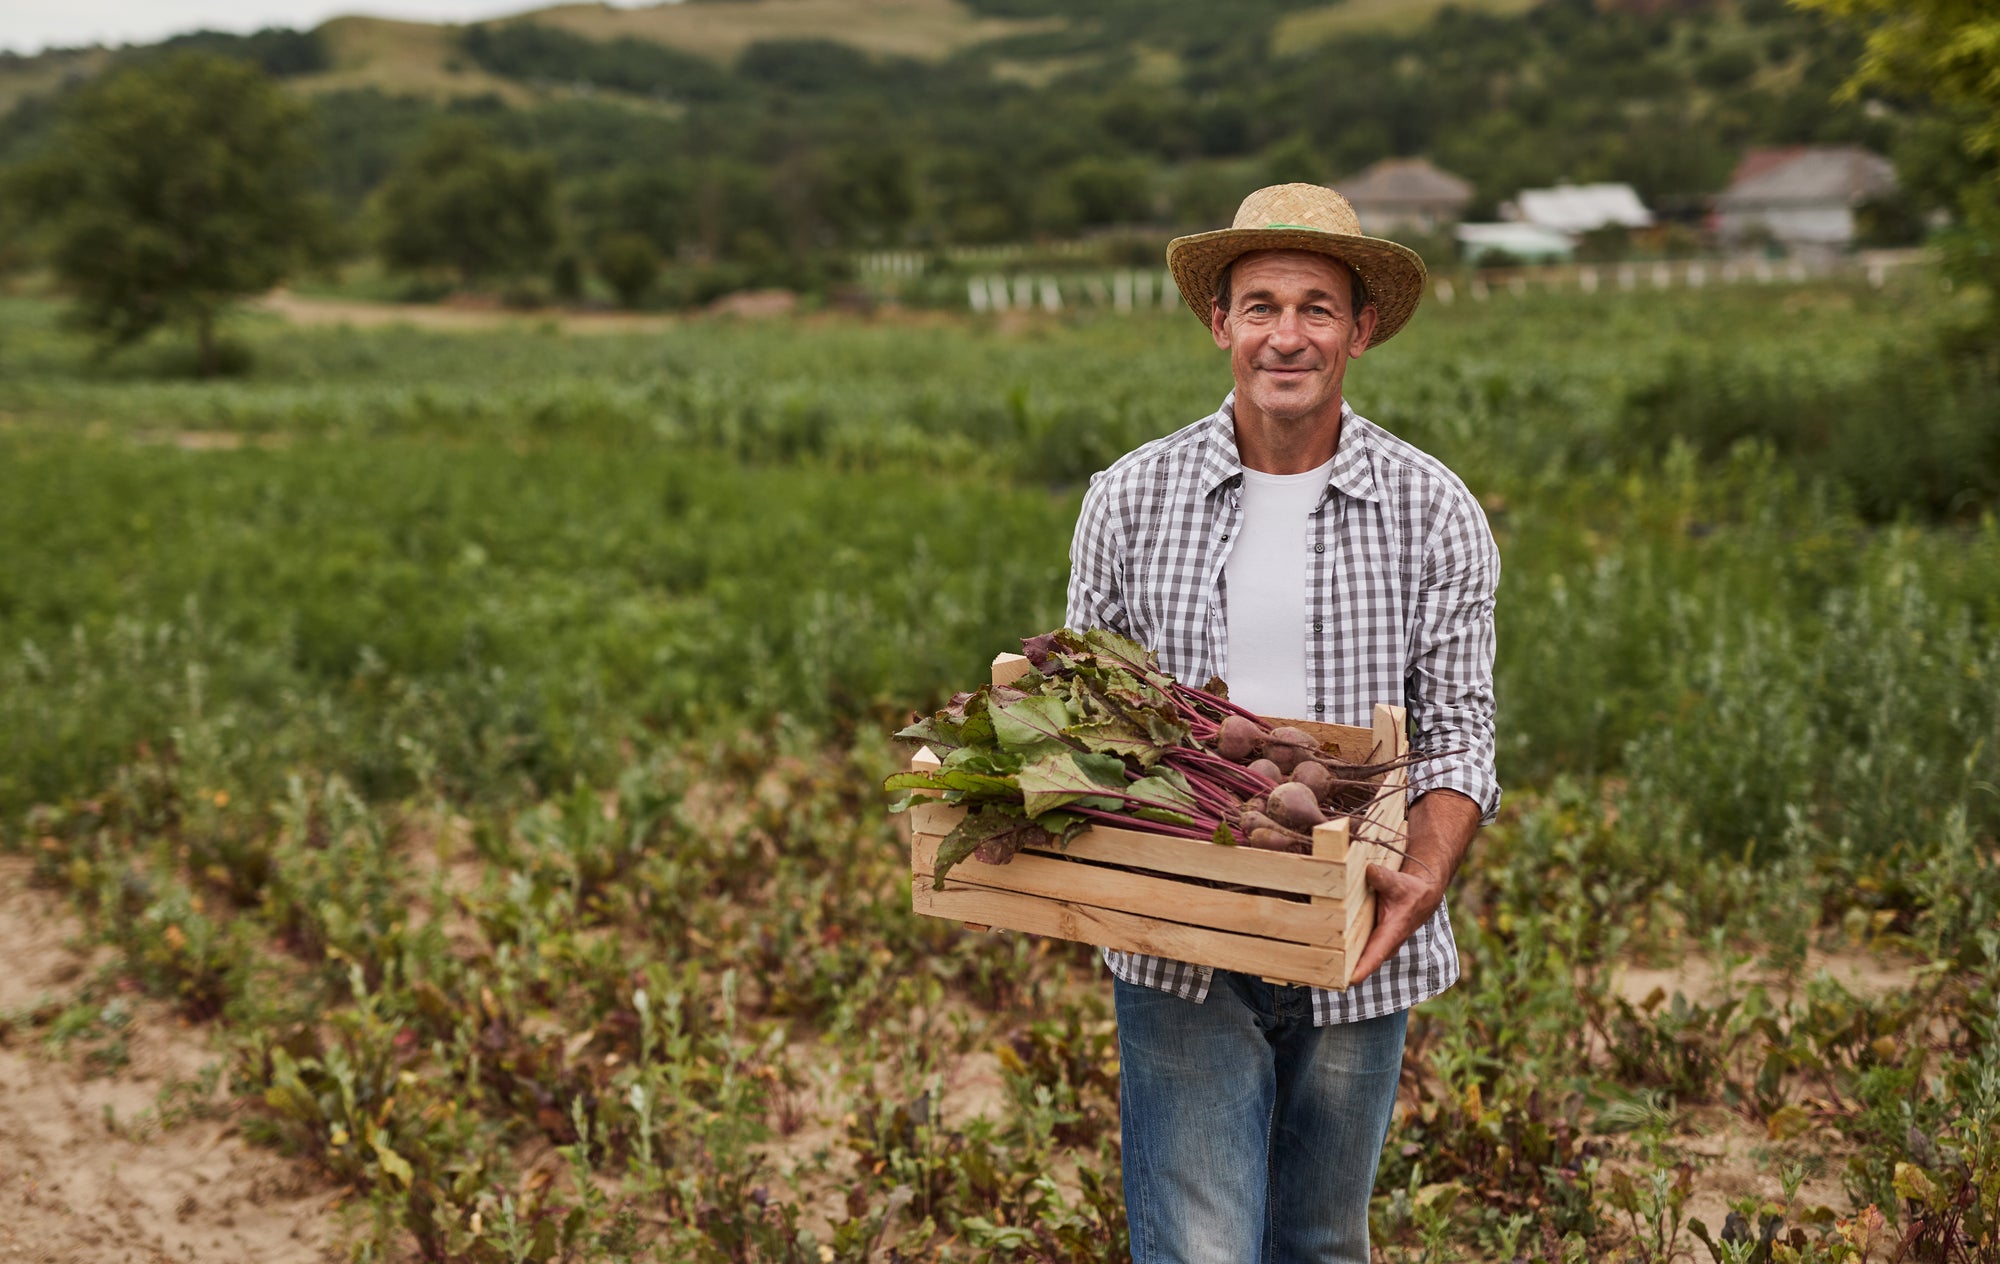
top-left (0, 0), bottom-right (1966, 306)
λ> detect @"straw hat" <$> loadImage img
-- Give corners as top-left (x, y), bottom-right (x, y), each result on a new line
top-left (1166, 183), bottom-right (1427, 346)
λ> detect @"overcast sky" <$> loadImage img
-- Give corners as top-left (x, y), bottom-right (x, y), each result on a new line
top-left (2, 1), bottom-right (605, 56)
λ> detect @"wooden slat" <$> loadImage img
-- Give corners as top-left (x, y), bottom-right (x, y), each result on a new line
top-left (1364, 703), bottom-right (1410, 854)
top-left (990, 653), bottom-right (1032, 687)
top-left (1343, 704), bottom-right (1411, 965)
top-left (907, 800), bottom-right (961, 838)
top-left (913, 834), bottom-right (1344, 944)
top-left (1309, 816), bottom-right (1353, 988)
top-left (912, 883), bottom-right (1349, 989)
top-left (1027, 824), bottom-right (1346, 896)
top-left (909, 804), bottom-right (1346, 898)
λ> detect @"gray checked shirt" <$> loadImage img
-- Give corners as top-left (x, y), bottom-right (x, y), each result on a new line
top-left (1065, 393), bottom-right (1500, 1025)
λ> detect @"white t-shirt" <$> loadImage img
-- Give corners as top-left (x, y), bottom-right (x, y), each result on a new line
top-left (1222, 458), bottom-right (1334, 718)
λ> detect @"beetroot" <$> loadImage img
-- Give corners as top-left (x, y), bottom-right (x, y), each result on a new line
top-left (1238, 809), bottom-right (1280, 835)
top-left (1289, 760), bottom-right (1333, 800)
top-left (1216, 715), bottom-right (1263, 763)
top-left (1245, 827), bottom-right (1302, 852)
top-left (1265, 782), bottom-right (1326, 832)
top-left (1264, 726), bottom-right (1319, 774)
top-left (1247, 757), bottom-right (1284, 784)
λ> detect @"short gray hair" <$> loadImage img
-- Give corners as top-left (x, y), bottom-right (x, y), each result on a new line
top-left (1213, 257), bottom-right (1369, 317)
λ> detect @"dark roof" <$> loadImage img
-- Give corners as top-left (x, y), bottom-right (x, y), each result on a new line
top-left (1717, 146), bottom-right (1897, 207)
top-left (1335, 158), bottom-right (1472, 208)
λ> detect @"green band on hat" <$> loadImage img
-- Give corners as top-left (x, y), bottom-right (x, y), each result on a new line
top-left (1263, 222), bottom-right (1322, 230)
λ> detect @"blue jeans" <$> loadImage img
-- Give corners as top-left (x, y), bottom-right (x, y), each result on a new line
top-left (1115, 973), bottom-right (1408, 1264)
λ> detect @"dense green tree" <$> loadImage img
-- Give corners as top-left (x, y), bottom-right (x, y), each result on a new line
top-left (374, 120), bottom-right (558, 287)
top-left (460, 22), bottom-right (735, 103)
top-left (570, 166), bottom-right (691, 256)
top-left (3, 52), bottom-right (329, 374)
top-left (1792, 0), bottom-right (2000, 336)
top-left (148, 26), bottom-right (330, 77)
top-left (594, 231), bottom-right (661, 307)
top-left (1061, 156), bottom-right (1155, 227)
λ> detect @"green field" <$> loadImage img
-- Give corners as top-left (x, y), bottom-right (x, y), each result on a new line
top-left (2, 281), bottom-right (1997, 1261)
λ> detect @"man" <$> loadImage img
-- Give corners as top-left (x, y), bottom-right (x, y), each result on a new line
top-left (1064, 183), bottom-right (1500, 1263)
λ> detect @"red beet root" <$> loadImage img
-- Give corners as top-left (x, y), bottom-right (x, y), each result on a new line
top-left (1289, 760), bottom-right (1333, 800)
top-left (1265, 782), bottom-right (1326, 832)
top-left (1245, 827), bottom-right (1302, 852)
top-left (1264, 726), bottom-right (1319, 774)
top-left (1216, 715), bottom-right (1263, 763)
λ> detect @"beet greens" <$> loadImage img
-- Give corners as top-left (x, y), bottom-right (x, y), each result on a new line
top-left (887, 628), bottom-right (1306, 888)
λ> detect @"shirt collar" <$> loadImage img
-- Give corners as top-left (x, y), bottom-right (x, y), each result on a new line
top-left (1204, 392), bottom-right (1382, 503)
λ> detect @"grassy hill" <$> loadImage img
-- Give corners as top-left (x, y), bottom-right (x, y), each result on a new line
top-left (295, 16), bottom-right (531, 103)
top-left (0, 0), bottom-right (1556, 109)
top-left (522, 0), bottom-right (1063, 63)
top-left (1274, 0), bottom-right (1543, 48)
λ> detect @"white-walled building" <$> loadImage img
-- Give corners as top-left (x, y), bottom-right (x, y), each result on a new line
top-left (1712, 146), bottom-right (1898, 254)
top-left (1503, 183), bottom-right (1654, 234)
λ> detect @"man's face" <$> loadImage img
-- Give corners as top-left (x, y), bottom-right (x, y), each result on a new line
top-left (1210, 249), bottom-right (1377, 433)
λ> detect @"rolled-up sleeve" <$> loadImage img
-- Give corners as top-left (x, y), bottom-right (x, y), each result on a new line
top-left (1405, 492), bottom-right (1501, 823)
top-left (1066, 472), bottom-right (1130, 635)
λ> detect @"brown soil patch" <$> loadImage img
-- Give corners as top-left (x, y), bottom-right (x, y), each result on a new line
top-left (0, 858), bottom-right (340, 1263)
top-left (253, 291), bottom-right (683, 335)
top-left (1613, 945), bottom-right (1924, 1008)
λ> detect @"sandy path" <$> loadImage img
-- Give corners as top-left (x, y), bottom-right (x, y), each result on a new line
top-left (252, 290), bottom-right (684, 334)
top-left (0, 858), bottom-right (339, 1264)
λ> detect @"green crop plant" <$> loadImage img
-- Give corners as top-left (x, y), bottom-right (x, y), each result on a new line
top-left (2, 279), bottom-right (1996, 1260)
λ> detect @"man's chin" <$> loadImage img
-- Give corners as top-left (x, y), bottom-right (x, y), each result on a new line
top-left (1247, 391), bottom-right (1338, 425)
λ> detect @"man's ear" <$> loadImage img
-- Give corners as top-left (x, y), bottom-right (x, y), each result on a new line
top-left (1348, 302), bottom-right (1379, 356)
top-left (1210, 300), bottom-right (1231, 349)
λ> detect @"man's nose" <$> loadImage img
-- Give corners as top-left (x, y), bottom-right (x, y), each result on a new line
top-left (1269, 309), bottom-right (1309, 352)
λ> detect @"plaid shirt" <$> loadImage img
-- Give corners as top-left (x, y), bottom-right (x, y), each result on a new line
top-left (1066, 393), bottom-right (1500, 1025)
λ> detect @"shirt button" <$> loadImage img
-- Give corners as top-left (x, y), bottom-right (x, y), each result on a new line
top-left (1220, 533), bottom-right (1230, 541)
top-left (1313, 543), bottom-right (1325, 553)
top-left (1313, 621), bottom-right (1323, 632)
top-left (1313, 702), bottom-right (1324, 712)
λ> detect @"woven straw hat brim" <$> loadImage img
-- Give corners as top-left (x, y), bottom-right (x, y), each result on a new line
top-left (1167, 227), bottom-right (1428, 347)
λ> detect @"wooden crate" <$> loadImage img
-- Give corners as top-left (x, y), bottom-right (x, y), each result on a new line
top-left (903, 653), bottom-right (1409, 991)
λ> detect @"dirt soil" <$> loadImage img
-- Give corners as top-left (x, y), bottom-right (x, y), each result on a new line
top-left (3, 836), bottom-right (1918, 1260)
top-left (252, 290), bottom-right (684, 335)
top-left (0, 857), bottom-right (339, 1264)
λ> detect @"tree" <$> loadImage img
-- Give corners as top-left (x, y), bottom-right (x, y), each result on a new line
top-left (594, 232), bottom-right (660, 307)
top-left (374, 120), bottom-right (559, 288)
top-left (1791, 0), bottom-right (2000, 330)
top-left (1789, 0), bottom-right (2000, 164)
top-left (4, 52), bottom-right (330, 374)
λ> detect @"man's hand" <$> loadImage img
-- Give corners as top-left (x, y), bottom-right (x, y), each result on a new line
top-left (1348, 788), bottom-right (1482, 985)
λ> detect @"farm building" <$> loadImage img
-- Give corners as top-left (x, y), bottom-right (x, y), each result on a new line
top-left (1502, 182), bottom-right (1654, 234)
top-left (1334, 158), bottom-right (1474, 235)
top-left (1712, 146), bottom-right (1898, 255)
top-left (1453, 222), bottom-right (1576, 265)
